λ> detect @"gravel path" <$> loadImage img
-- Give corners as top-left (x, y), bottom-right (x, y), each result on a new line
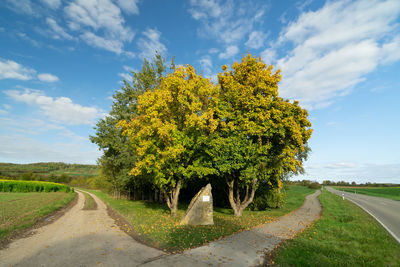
top-left (0, 190), bottom-right (164, 267)
top-left (1, 190), bottom-right (321, 267)
top-left (142, 190), bottom-right (322, 267)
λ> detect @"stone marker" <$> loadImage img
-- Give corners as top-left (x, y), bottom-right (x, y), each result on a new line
top-left (180, 183), bottom-right (213, 225)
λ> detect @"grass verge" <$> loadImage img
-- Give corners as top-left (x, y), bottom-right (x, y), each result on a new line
top-left (88, 185), bottom-right (314, 251)
top-left (271, 190), bottom-right (400, 267)
top-left (82, 191), bottom-right (97, 210)
top-left (0, 192), bottom-right (76, 240)
top-left (335, 187), bottom-right (400, 201)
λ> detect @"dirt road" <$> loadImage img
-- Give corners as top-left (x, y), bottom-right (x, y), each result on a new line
top-left (0, 190), bottom-right (164, 267)
top-left (142, 190), bottom-right (322, 267)
top-left (1, 190), bottom-right (322, 267)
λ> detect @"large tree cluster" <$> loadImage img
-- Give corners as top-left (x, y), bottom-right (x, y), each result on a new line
top-left (93, 53), bottom-right (312, 217)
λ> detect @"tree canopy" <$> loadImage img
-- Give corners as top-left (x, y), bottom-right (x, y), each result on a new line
top-left (208, 54), bottom-right (312, 216)
top-left (90, 53), bottom-right (168, 198)
top-left (94, 53), bottom-right (312, 218)
top-left (118, 64), bottom-right (218, 216)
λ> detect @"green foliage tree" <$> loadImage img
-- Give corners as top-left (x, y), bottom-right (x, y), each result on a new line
top-left (90, 53), bottom-right (168, 198)
top-left (209, 54), bottom-right (313, 216)
top-left (118, 65), bottom-right (218, 216)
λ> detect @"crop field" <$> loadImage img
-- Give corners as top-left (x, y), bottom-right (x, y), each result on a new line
top-left (0, 180), bottom-right (72, 193)
top-left (0, 192), bottom-right (76, 240)
top-left (88, 185), bottom-right (315, 251)
top-left (336, 187), bottom-right (400, 201)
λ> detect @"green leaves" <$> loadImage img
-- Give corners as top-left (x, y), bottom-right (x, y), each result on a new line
top-left (106, 53), bottom-right (312, 216)
top-left (90, 52), bottom-right (169, 196)
top-left (120, 65), bottom-right (218, 184)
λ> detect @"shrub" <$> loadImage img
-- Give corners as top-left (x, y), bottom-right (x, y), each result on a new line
top-left (249, 188), bottom-right (286, 210)
top-left (308, 182), bottom-right (321, 189)
top-left (0, 179), bottom-right (72, 192)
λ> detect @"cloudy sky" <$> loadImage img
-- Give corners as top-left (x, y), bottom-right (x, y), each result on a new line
top-left (1, 0), bottom-right (399, 183)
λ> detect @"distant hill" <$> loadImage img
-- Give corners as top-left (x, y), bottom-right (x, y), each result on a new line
top-left (0, 162), bottom-right (99, 177)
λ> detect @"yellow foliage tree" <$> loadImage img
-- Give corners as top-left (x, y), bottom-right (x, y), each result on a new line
top-left (207, 53), bottom-right (313, 216)
top-left (118, 65), bottom-right (218, 217)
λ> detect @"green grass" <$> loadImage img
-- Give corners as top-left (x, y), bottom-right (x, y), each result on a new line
top-left (0, 192), bottom-right (76, 240)
top-left (82, 191), bottom-right (96, 210)
top-left (336, 187), bottom-right (400, 201)
top-left (273, 190), bottom-right (400, 267)
top-left (88, 185), bottom-right (314, 251)
top-left (0, 179), bottom-right (72, 192)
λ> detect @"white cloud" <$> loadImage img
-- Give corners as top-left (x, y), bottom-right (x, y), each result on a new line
top-left (81, 31), bottom-right (125, 54)
top-left (123, 65), bottom-right (136, 72)
top-left (5, 0), bottom-right (34, 15)
top-left (119, 72), bottom-right (131, 81)
top-left (65, 0), bottom-right (135, 54)
top-left (0, 59), bottom-right (35, 80)
top-left (380, 36), bottom-right (400, 64)
top-left (300, 162), bottom-right (400, 184)
top-left (326, 162), bottom-right (358, 169)
top-left (219, 45), bottom-right (239, 59)
top-left (0, 59), bottom-right (60, 83)
top-left (209, 48), bottom-right (219, 54)
top-left (118, 65), bottom-right (136, 81)
top-left (116, 0), bottom-right (139, 15)
top-left (245, 31), bottom-right (267, 49)
top-left (3, 104), bottom-right (12, 110)
top-left (40, 0), bottom-right (61, 9)
top-left (17, 32), bottom-right (42, 48)
top-left (38, 73), bottom-right (59, 82)
top-left (5, 89), bottom-right (102, 125)
top-left (199, 55), bottom-right (212, 76)
top-left (270, 0), bottom-right (400, 109)
top-left (124, 51), bottom-right (136, 58)
top-left (137, 28), bottom-right (167, 59)
top-left (261, 48), bottom-right (276, 65)
top-left (46, 17), bottom-right (74, 40)
top-left (0, 109), bottom-right (8, 115)
top-left (188, 0), bottom-right (268, 45)
top-left (0, 134), bottom-right (100, 164)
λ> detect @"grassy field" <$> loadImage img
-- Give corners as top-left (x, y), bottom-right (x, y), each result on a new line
top-left (0, 192), bottom-right (76, 240)
top-left (89, 185), bottom-right (314, 251)
top-left (272, 190), bottom-right (400, 267)
top-left (335, 186), bottom-right (400, 201)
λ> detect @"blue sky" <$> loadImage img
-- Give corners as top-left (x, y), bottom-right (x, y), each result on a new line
top-left (1, 0), bottom-right (399, 183)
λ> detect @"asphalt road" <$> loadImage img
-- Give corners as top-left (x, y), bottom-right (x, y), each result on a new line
top-left (327, 187), bottom-right (400, 243)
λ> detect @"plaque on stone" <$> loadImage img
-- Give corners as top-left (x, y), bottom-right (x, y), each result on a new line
top-left (180, 183), bottom-right (214, 225)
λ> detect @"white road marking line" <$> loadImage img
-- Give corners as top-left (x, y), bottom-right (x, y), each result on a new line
top-left (343, 195), bottom-right (400, 244)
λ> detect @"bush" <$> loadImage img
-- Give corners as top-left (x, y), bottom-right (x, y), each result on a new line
top-left (308, 182), bottom-right (321, 189)
top-left (249, 188), bottom-right (286, 210)
top-left (0, 179), bottom-right (72, 192)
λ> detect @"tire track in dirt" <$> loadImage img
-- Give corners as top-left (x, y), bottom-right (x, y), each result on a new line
top-left (0, 190), bottom-right (164, 267)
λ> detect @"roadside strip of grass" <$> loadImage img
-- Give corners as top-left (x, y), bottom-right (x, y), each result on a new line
top-left (78, 191), bottom-right (97, 210)
top-left (88, 185), bottom-right (315, 251)
top-left (271, 190), bottom-right (400, 267)
top-left (0, 192), bottom-right (76, 241)
top-left (335, 186), bottom-right (400, 201)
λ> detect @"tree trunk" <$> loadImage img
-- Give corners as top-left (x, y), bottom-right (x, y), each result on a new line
top-left (154, 188), bottom-right (159, 202)
top-left (227, 178), bottom-right (258, 217)
top-left (162, 179), bottom-right (182, 217)
top-left (159, 189), bottom-right (163, 203)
